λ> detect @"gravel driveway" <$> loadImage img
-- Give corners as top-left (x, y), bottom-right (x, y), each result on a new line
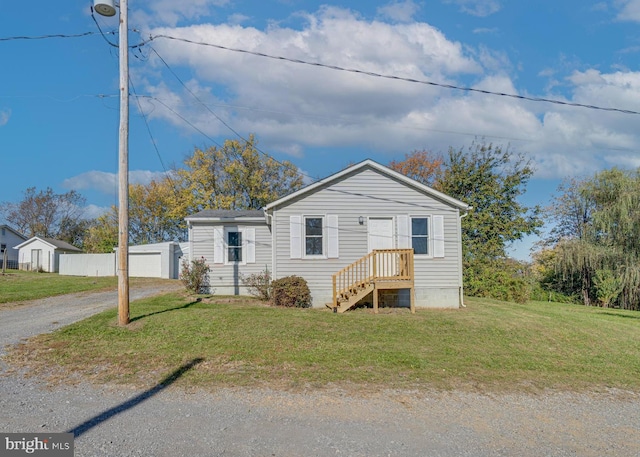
top-left (1, 287), bottom-right (640, 456)
top-left (0, 281), bottom-right (183, 356)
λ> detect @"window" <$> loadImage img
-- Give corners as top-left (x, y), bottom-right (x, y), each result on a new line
top-left (227, 231), bottom-right (242, 262)
top-left (214, 227), bottom-right (255, 264)
top-left (411, 217), bottom-right (429, 255)
top-left (0, 244), bottom-right (5, 253)
top-left (305, 217), bottom-right (323, 256)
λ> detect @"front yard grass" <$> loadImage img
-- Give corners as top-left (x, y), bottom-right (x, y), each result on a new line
top-left (0, 270), bottom-right (173, 305)
top-left (6, 293), bottom-right (640, 393)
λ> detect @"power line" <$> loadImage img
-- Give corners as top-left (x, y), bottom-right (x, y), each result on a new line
top-left (149, 46), bottom-right (306, 181)
top-left (3, 29), bottom-right (638, 117)
top-left (129, 80), bottom-right (180, 198)
top-left (0, 32), bottom-right (100, 41)
top-left (135, 95), bottom-right (224, 148)
top-left (147, 34), bottom-right (640, 116)
top-left (150, 47), bottom-right (251, 145)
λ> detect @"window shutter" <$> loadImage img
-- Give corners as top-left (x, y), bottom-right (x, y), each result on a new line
top-left (327, 214), bottom-right (339, 258)
top-left (290, 216), bottom-right (302, 259)
top-left (213, 227), bottom-right (224, 264)
top-left (397, 215), bottom-right (410, 249)
top-left (245, 228), bottom-right (256, 264)
top-left (433, 215), bottom-right (445, 258)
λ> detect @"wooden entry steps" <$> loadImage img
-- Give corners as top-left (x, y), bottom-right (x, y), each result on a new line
top-left (329, 249), bottom-right (415, 314)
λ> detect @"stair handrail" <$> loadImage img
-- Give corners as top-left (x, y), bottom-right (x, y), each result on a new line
top-left (332, 249), bottom-right (414, 306)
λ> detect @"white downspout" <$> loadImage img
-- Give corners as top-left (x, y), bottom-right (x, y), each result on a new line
top-left (263, 208), bottom-right (276, 279)
top-left (459, 209), bottom-right (471, 308)
top-left (187, 221), bottom-right (193, 263)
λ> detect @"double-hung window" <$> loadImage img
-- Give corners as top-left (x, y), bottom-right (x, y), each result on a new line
top-left (227, 231), bottom-right (242, 262)
top-left (304, 217), bottom-right (323, 256)
top-left (411, 217), bottom-right (429, 255)
top-left (214, 227), bottom-right (255, 265)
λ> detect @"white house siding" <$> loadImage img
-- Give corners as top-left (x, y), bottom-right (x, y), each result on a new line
top-left (271, 167), bottom-right (463, 308)
top-left (190, 222), bottom-right (272, 295)
top-left (1, 227), bottom-right (26, 267)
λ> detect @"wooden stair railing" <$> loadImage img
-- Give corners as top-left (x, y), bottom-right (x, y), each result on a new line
top-left (331, 249), bottom-right (414, 313)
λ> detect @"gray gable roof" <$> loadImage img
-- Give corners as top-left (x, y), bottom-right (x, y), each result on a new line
top-left (0, 225), bottom-right (27, 240)
top-left (186, 209), bottom-right (265, 221)
top-left (41, 238), bottom-right (82, 251)
top-left (14, 236), bottom-right (82, 252)
top-left (264, 159), bottom-right (471, 212)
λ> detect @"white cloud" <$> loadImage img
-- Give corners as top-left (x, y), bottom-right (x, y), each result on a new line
top-left (227, 13), bottom-right (251, 25)
top-left (444, 0), bottom-right (502, 17)
top-left (473, 27), bottom-right (499, 34)
top-left (131, 0), bottom-right (231, 27)
top-left (133, 6), bottom-right (640, 181)
top-left (63, 171), bottom-right (116, 194)
top-left (62, 170), bottom-right (170, 194)
top-left (0, 109), bottom-right (10, 126)
top-left (144, 6), bottom-right (481, 153)
top-left (82, 204), bottom-right (111, 219)
top-left (377, 1), bottom-right (421, 23)
top-left (616, 0), bottom-right (640, 22)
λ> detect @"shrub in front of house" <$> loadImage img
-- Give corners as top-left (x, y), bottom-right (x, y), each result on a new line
top-left (271, 275), bottom-right (311, 308)
top-left (241, 268), bottom-right (272, 301)
top-left (180, 257), bottom-right (211, 294)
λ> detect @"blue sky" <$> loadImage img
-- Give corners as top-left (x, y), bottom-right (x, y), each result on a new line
top-left (2, 0), bottom-right (640, 259)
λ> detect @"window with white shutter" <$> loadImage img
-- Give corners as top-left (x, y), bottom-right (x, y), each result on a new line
top-left (290, 216), bottom-right (302, 259)
top-left (327, 214), bottom-right (339, 258)
top-left (213, 227), bottom-right (224, 264)
top-left (433, 215), bottom-right (445, 258)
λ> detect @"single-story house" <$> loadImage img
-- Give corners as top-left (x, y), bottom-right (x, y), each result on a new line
top-left (0, 225), bottom-right (27, 269)
top-left (14, 237), bottom-right (82, 273)
top-left (185, 159), bottom-right (470, 311)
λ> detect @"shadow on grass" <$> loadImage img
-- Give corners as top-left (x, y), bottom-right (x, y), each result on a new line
top-left (66, 357), bottom-right (204, 438)
top-left (599, 311), bottom-right (640, 320)
top-left (130, 298), bottom-right (202, 322)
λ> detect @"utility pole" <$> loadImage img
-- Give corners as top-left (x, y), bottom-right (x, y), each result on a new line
top-left (94, 0), bottom-right (129, 325)
top-left (117, 0), bottom-right (130, 326)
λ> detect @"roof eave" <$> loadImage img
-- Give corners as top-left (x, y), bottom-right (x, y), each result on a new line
top-left (184, 217), bottom-right (266, 223)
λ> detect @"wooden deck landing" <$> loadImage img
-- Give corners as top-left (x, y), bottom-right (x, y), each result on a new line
top-left (330, 249), bottom-right (414, 314)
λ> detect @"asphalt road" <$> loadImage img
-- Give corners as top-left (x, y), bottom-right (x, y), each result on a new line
top-left (1, 286), bottom-right (639, 456)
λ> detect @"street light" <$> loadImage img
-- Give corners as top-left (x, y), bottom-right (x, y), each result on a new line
top-left (94, 0), bottom-right (129, 326)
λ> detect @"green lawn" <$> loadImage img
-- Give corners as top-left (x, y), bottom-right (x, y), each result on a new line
top-left (7, 292), bottom-right (640, 393)
top-left (0, 270), bottom-right (173, 304)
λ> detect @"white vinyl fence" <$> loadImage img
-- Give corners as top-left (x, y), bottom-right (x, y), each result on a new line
top-left (59, 253), bottom-right (116, 276)
top-left (59, 242), bottom-right (187, 279)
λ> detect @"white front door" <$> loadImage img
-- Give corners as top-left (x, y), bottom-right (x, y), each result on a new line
top-left (368, 218), bottom-right (394, 251)
top-left (31, 249), bottom-right (42, 271)
top-left (368, 218), bottom-right (395, 277)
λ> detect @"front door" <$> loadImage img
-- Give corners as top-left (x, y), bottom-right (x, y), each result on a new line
top-left (368, 218), bottom-right (394, 251)
top-left (368, 218), bottom-right (394, 277)
top-left (31, 249), bottom-right (42, 271)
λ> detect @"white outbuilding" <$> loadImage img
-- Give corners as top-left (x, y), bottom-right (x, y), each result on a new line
top-left (15, 237), bottom-right (82, 273)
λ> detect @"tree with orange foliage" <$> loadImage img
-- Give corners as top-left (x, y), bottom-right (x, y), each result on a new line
top-left (388, 150), bottom-right (444, 188)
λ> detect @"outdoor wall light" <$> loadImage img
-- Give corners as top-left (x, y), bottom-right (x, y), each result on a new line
top-left (359, 216), bottom-right (365, 225)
